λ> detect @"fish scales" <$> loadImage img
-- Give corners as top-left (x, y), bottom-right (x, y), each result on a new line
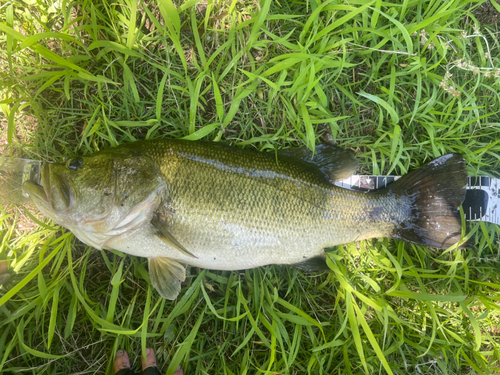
top-left (127, 140), bottom-right (406, 269)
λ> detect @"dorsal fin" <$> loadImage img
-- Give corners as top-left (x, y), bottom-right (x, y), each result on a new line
top-left (278, 144), bottom-right (359, 183)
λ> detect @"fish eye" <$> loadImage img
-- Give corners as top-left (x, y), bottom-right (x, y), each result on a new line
top-left (67, 158), bottom-right (83, 171)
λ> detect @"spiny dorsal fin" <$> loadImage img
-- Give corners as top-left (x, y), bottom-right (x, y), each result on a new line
top-left (278, 144), bottom-right (358, 183)
top-left (151, 216), bottom-right (197, 258)
top-left (148, 257), bottom-right (186, 300)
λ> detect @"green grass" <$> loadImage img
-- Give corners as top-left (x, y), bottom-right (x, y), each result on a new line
top-left (1, 0), bottom-right (500, 373)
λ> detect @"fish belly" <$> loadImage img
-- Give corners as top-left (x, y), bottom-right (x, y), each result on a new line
top-left (111, 221), bottom-right (336, 270)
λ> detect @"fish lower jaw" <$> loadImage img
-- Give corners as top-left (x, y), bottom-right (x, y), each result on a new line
top-left (70, 227), bottom-right (111, 250)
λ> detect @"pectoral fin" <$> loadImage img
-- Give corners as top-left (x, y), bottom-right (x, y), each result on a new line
top-left (149, 257), bottom-right (186, 300)
top-left (152, 217), bottom-right (197, 258)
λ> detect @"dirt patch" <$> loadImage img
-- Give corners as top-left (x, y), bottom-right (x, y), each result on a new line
top-left (475, 0), bottom-right (500, 25)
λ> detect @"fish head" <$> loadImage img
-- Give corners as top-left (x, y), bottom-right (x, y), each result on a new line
top-left (23, 149), bottom-right (165, 249)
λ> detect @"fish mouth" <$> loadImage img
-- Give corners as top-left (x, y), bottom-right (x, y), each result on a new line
top-left (23, 180), bottom-right (48, 204)
top-left (23, 163), bottom-right (73, 212)
top-left (23, 163), bottom-right (50, 206)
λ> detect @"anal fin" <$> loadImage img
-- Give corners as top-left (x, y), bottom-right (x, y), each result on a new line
top-left (291, 256), bottom-right (330, 272)
top-left (149, 257), bottom-right (186, 300)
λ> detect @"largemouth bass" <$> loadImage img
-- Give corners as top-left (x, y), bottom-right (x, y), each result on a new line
top-left (23, 140), bottom-right (468, 299)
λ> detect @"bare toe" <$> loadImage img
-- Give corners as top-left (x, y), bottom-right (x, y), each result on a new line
top-left (114, 350), bottom-right (131, 373)
top-left (174, 365), bottom-right (184, 375)
top-left (141, 348), bottom-right (158, 371)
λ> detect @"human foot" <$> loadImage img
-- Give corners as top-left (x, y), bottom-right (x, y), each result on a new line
top-left (141, 348), bottom-right (157, 370)
top-left (114, 350), bottom-right (131, 374)
top-left (141, 348), bottom-right (184, 375)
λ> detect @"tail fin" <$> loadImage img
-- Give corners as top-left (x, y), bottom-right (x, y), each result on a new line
top-left (388, 154), bottom-right (469, 249)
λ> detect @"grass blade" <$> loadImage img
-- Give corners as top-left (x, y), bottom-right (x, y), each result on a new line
top-left (359, 92), bottom-right (399, 124)
top-left (313, 1), bottom-right (375, 42)
top-left (182, 123), bottom-right (220, 140)
top-left (353, 302), bottom-right (394, 375)
top-left (0, 234), bottom-right (69, 307)
top-left (47, 283), bottom-right (60, 349)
